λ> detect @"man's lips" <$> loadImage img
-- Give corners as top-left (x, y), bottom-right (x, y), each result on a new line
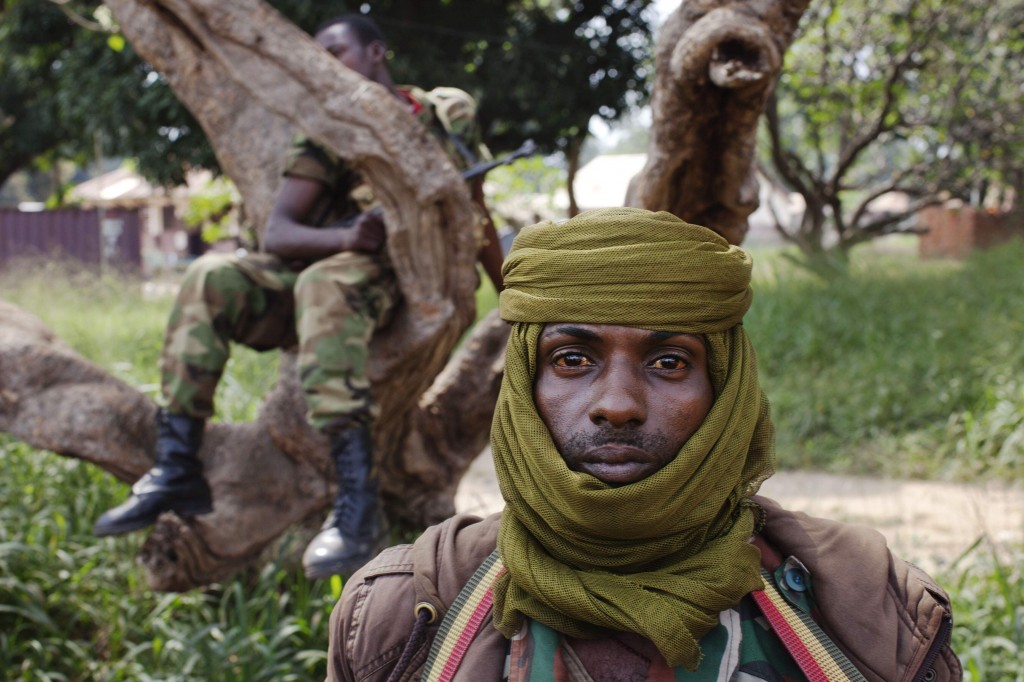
top-left (572, 444), bottom-right (660, 485)
top-left (577, 443), bottom-right (658, 465)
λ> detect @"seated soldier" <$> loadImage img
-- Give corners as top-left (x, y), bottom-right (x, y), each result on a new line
top-left (92, 14), bottom-right (504, 581)
top-left (326, 208), bottom-right (961, 681)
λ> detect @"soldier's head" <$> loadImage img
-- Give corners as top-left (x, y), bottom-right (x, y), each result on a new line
top-left (490, 208), bottom-right (777, 669)
top-left (494, 207), bottom-right (774, 491)
top-left (315, 14), bottom-right (389, 83)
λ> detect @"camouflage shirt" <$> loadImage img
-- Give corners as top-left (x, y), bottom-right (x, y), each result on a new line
top-left (282, 86), bottom-right (488, 228)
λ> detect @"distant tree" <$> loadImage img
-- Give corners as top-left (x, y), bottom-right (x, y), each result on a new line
top-left (0, 0), bottom-right (86, 191)
top-left (762, 0), bottom-right (1024, 257)
top-left (429, 0), bottom-right (655, 214)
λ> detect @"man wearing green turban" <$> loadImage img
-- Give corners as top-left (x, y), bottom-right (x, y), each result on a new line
top-left (325, 208), bottom-right (961, 682)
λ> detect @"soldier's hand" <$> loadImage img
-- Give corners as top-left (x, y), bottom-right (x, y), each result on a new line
top-left (348, 209), bottom-right (386, 253)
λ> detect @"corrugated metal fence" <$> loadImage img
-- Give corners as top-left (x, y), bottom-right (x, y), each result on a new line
top-left (0, 207), bottom-right (142, 271)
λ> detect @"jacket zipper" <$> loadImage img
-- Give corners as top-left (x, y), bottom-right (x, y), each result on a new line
top-left (912, 612), bottom-right (952, 682)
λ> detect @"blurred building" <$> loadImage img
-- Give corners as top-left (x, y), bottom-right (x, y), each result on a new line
top-left (0, 166), bottom-right (242, 275)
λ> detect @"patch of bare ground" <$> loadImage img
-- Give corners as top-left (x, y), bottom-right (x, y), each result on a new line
top-left (455, 450), bottom-right (1024, 572)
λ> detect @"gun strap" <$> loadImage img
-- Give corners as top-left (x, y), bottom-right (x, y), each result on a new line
top-left (420, 550), bottom-right (866, 682)
top-left (751, 567), bottom-right (868, 681)
top-left (420, 549), bottom-right (505, 682)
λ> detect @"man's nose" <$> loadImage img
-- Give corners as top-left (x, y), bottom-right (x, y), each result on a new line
top-left (588, 363), bottom-right (646, 428)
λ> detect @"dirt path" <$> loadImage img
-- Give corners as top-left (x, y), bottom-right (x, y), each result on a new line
top-left (455, 451), bottom-right (1024, 572)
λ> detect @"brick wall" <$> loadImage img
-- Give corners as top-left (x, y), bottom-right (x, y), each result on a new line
top-left (918, 205), bottom-right (1023, 259)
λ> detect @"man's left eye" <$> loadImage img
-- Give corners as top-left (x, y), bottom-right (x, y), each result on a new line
top-left (650, 355), bottom-right (687, 370)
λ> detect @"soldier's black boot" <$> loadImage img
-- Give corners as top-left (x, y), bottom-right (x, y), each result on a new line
top-left (302, 426), bottom-right (387, 579)
top-left (93, 410), bottom-right (212, 537)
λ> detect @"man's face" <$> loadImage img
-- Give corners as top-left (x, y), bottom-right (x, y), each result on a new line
top-left (534, 323), bottom-right (714, 486)
top-left (316, 24), bottom-right (382, 81)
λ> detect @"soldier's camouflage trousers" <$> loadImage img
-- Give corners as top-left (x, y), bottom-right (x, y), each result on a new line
top-left (160, 251), bottom-right (398, 431)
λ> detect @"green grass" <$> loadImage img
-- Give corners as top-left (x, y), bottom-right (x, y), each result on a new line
top-left (0, 438), bottom-right (335, 681)
top-left (1, 260), bottom-right (281, 424)
top-left (2, 243), bottom-right (1024, 679)
top-left (745, 239), bottom-right (1024, 481)
top-left (943, 540), bottom-right (1024, 681)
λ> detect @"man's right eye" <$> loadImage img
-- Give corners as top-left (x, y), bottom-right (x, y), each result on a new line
top-left (552, 352), bottom-right (592, 368)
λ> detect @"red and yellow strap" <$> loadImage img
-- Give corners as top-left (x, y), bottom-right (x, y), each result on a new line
top-left (752, 567), bottom-right (867, 682)
top-left (422, 550), bottom-right (506, 682)
top-left (423, 553), bottom-right (866, 682)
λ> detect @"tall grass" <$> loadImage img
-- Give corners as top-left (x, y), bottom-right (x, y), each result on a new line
top-left (0, 259), bottom-right (279, 423)
top-left (1, 243), bottom-right (1023, 678)
top-left (746, 240), bottom-right (1024, 480)
top-left (0, 438), bottom-right (335, 681)
top-left (944, 539), bottom-right (1024, 680)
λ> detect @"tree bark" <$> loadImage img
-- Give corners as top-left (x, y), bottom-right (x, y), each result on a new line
top-left (626, 0), bottom-right (810, 244)
top-left (0, 0), bottom-right (510, 590)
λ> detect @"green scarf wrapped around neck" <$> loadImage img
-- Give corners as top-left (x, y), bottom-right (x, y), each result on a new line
top-left (490, 208), bottom-right (776, 671)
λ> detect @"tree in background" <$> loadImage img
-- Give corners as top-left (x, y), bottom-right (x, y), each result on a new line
top-left (346, 1), bottom-right (654, 192)
top-left (0, 0), bottom-right (655, 208)
top-left (0, 0), bottom-right (812, 590)
top-left (0, 0), bottom-right (216, 192)
top-left (763, 0), bottom-right (1024, 257)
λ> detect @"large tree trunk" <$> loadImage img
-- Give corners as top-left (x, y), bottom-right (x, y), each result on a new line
top-left (0, 0), bottom-right (510, 591)
top-left (626, 0), bottom-right (810, 244)
top-left (1, 0), bottom-right (816, 590)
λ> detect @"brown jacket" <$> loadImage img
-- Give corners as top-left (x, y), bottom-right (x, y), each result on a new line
top-left (327, 496), bottom-right (961, 682)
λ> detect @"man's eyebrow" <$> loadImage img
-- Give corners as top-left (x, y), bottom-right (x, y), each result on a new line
top-left (542, 325), bottom-right (601, 341)
top-left (648, 330), bottom-right (701, 344)
top-left (649, 330), bottom-right (677, 343)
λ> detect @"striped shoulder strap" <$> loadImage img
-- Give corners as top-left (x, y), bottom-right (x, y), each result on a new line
top-left (751, 567), bottom-right (868, 682)
top-left (420, 551), bottom-right (868, 682)
top-left (421, 549), bottom-right (506, 682)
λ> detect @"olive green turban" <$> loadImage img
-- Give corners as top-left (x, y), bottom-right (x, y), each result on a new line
top-left (499, 207), bottom-right (753, 332)
top-left (490, 208), bottom-right (776, 671)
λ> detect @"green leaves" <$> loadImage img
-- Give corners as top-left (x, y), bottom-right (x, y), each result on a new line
top-left (0, 432), bottom-right (335, 681)
top-left (764, 0), bottom-right (1024, 255)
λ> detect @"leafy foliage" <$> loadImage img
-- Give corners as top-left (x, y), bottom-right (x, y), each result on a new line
top-left (485, 155), bottom-right (566, 229)
top-left (762, 0), bottom-right (1024, 255)
top-left (0, 0), bottom-right (655, 197)
top-left (183, 177), bottom-right (243, 246)
top-left (0, 438), bottom-right (335, 681)
top-left (0, 0), bottom-right (218, 191)
top-left (265, 0), bottom-right (656, 153)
